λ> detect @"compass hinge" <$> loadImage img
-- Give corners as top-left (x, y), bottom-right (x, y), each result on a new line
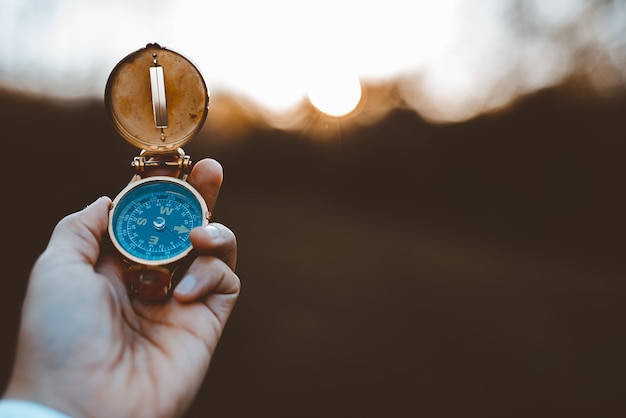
top-left (131, 148), bottom-right (191, 179)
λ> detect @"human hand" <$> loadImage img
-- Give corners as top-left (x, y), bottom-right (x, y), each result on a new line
top-left (3, 158), bottom-right (239, 418)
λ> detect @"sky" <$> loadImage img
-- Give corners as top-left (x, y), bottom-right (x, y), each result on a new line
top-left (0, 0), bottom-right (625, 123)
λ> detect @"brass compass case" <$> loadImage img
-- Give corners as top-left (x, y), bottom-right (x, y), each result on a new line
top-left (105, 43), bottom-right (209, 152)
top-left (105, 43), bottom-right (211, 302)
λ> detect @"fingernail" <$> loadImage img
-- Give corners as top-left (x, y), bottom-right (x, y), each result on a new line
top-left (175, 275), bottom-right (197, 295)
top-left (204, 224), bottom-right (221, 240)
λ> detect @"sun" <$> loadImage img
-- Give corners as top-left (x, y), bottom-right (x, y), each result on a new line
top-left (306, 72), bottom-right (362, 117)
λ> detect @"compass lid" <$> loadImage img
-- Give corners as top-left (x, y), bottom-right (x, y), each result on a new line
top-left (105, 43), bottom-right (209, 152)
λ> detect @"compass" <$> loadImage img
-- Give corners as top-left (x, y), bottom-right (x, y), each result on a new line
top-left (105, 43), bottom-right (211, 302)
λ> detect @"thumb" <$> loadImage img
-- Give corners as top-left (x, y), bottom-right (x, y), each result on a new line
top-left (44, 196), bottom-right (112, 266)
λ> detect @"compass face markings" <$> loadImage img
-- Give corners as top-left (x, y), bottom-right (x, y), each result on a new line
top-left (111, 179), bottom-right (204, 262)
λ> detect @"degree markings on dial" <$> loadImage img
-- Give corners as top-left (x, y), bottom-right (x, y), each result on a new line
top-left (118, 198), bottom-right (200, 259)
top-left (112, 181), bottom-right (204, 261)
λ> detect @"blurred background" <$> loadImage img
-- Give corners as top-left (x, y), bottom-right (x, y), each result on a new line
top-left (1, 0), bottom-right (625, 416)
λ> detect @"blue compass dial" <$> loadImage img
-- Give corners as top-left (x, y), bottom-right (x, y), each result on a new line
top-left (109, 177), bottom-right (206, 264)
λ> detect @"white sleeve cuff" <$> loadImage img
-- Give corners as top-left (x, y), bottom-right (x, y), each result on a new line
top-left (0, 400), bottom-right (71, 418)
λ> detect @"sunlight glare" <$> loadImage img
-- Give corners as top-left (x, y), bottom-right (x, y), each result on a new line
top-left (306, 72), bottom-right (362, 117)
top-left (0, 0), bottom-right (623, 125)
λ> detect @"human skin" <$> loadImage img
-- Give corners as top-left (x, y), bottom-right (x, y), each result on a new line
top-left (3, 158), bottom-right (240, 418)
